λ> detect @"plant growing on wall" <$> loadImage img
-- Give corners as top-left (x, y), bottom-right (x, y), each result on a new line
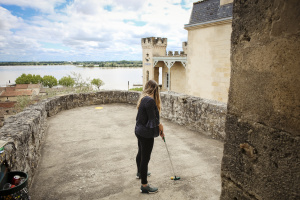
top-left (14, 95), bottom-right (32, 112)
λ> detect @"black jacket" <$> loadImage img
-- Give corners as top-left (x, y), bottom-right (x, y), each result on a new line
top-left (135, 96), bottom-right (160, 138)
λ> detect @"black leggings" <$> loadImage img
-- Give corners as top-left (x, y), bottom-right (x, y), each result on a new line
top-left (136, 134), bottom-right (154, 185)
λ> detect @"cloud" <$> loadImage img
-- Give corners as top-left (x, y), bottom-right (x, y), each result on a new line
top-left (113, 0), bottom-right (144, 10)
top-left (0, 0), bottom-right (192, 61)
top-left (0, 7), bottom-right (23, 32)
top-left (66, 0), bottom-right (109, 15)
top-left (0, 0), bottom-right (65, 13)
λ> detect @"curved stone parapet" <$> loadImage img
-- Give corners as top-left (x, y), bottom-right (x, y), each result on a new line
top-left (160, 92), bottom-right (226, 140)
top-left (0, 90), bottom-right (226, 185)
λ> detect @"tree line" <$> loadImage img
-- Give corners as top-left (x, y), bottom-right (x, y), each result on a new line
top-left (15, 73), bottom-right (104, 90)
top-left (0, 61), bottom-right (70, 66)
top-left (0, 61), bottom-right (142, 67)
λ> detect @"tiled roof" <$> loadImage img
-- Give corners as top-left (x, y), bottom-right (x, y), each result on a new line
top-left (186, 0), bottom-right (233, 26)
top-left (28, 84), bottom-right (40, 89)
top-left (0, 90), bottom-right (32, 97)
top-left (14, 84), bottom-right (40, 89)
top-left (16, 84), bottom-right (29, 89)
top-left (0, 102), bottom-right (16, 108)
top-left (5, 87), bottom-right (16, 91)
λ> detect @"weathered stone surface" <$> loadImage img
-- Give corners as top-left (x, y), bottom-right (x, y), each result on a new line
top-left (229, 0), bottom-right (300, 135)
top-left (222, 115), bottom-right (300, 200)
top-left (0, 90), bottom-right (226, 186)
top-left (161, 92), bottom-right (227, 140)
top-left (0, 104), bottom-right (47, 182)
top-left (221, 0), bottom-right (300, 199)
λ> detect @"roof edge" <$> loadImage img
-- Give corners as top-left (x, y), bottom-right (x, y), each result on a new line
top-left (184, 17), bottom-right (232, 30)
top-left (193, 0), bottom-right (207, 5)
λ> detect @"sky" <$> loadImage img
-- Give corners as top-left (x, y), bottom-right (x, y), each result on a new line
top-left (0, 0), bottom-right (194, 61)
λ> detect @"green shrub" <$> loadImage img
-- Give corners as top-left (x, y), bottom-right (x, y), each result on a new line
top-left (91, 78), bottom-right (105, 90)
top-left (32, 75), bottom-right (43, 84)
top-left (70, 72), bottom-right (92, 92)
top-left (15, 74), bottom-right (28, 84)
top-left (15, 73), bottom-right (43, 84)
top-left (129, 87), bottom-right (143, 91)
top-left (15, 73), bottom-right (40, 84)
top-left (42, 75), bottom-right (58, 88)
top-left (59, 76), bottom-right (75, 87)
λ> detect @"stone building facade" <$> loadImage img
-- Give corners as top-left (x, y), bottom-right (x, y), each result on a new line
top-left (141, 0), bottom-right (233, 103)
top-left (141, 37), bottom-right (187, 93)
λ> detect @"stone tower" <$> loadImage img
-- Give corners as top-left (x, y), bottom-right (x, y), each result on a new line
top-left (221, 0), bottom-right (300, 199)
top-left (141, 37), bottom-right (167, 87)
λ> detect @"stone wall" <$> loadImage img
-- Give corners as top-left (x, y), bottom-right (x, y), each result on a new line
top-left (161, 92), bottom-right (226, 140)
top-left (0, 91), bottom-right (140, 185)
top-left (0, 90), bottom-right (226, 186)
top-left (221, 0), bottom-right (300, 200)
top-left (0, 103), bottom-right (48, 183)
top-left (0, 102), bottom-right (16, 127)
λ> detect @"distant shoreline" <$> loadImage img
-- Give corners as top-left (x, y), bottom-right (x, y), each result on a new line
top-left (0, 61), bottom-right (143, 67)
top-left (0, 65), bottom-right (142, 68)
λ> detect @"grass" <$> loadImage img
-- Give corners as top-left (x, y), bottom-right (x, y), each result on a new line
top-left (129, 87), bottom-right (143, 91)
top-left (14, 96), bottom-right (33, 112)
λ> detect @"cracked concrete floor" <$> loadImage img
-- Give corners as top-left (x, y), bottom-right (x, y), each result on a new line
top-left (30, 104), bottom-right (223, 200)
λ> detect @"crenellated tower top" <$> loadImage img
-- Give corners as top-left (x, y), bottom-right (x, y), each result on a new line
top-left (141, 37), bottom-right (167, 49)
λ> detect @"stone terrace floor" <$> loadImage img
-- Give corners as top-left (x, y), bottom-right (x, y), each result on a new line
top-left (30, 104), bottom-right (223, 200)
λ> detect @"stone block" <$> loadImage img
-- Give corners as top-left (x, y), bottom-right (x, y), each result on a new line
top-left (212, 82), bottom-right (219, 86)
top-left (221, 114), bottom-right (300, 200)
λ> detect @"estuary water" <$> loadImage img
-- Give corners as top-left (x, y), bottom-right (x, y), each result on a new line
top-left (0, 65), bottom-right (143, 90)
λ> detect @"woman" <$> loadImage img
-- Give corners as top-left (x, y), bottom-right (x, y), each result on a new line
top-left (135, 80), bottom-right (164, 193)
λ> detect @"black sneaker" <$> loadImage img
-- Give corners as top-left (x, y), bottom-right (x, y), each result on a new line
top-left (140, 184), bottom-right (158, 193)
top-left (136, 172), bottom-right (151, 179)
